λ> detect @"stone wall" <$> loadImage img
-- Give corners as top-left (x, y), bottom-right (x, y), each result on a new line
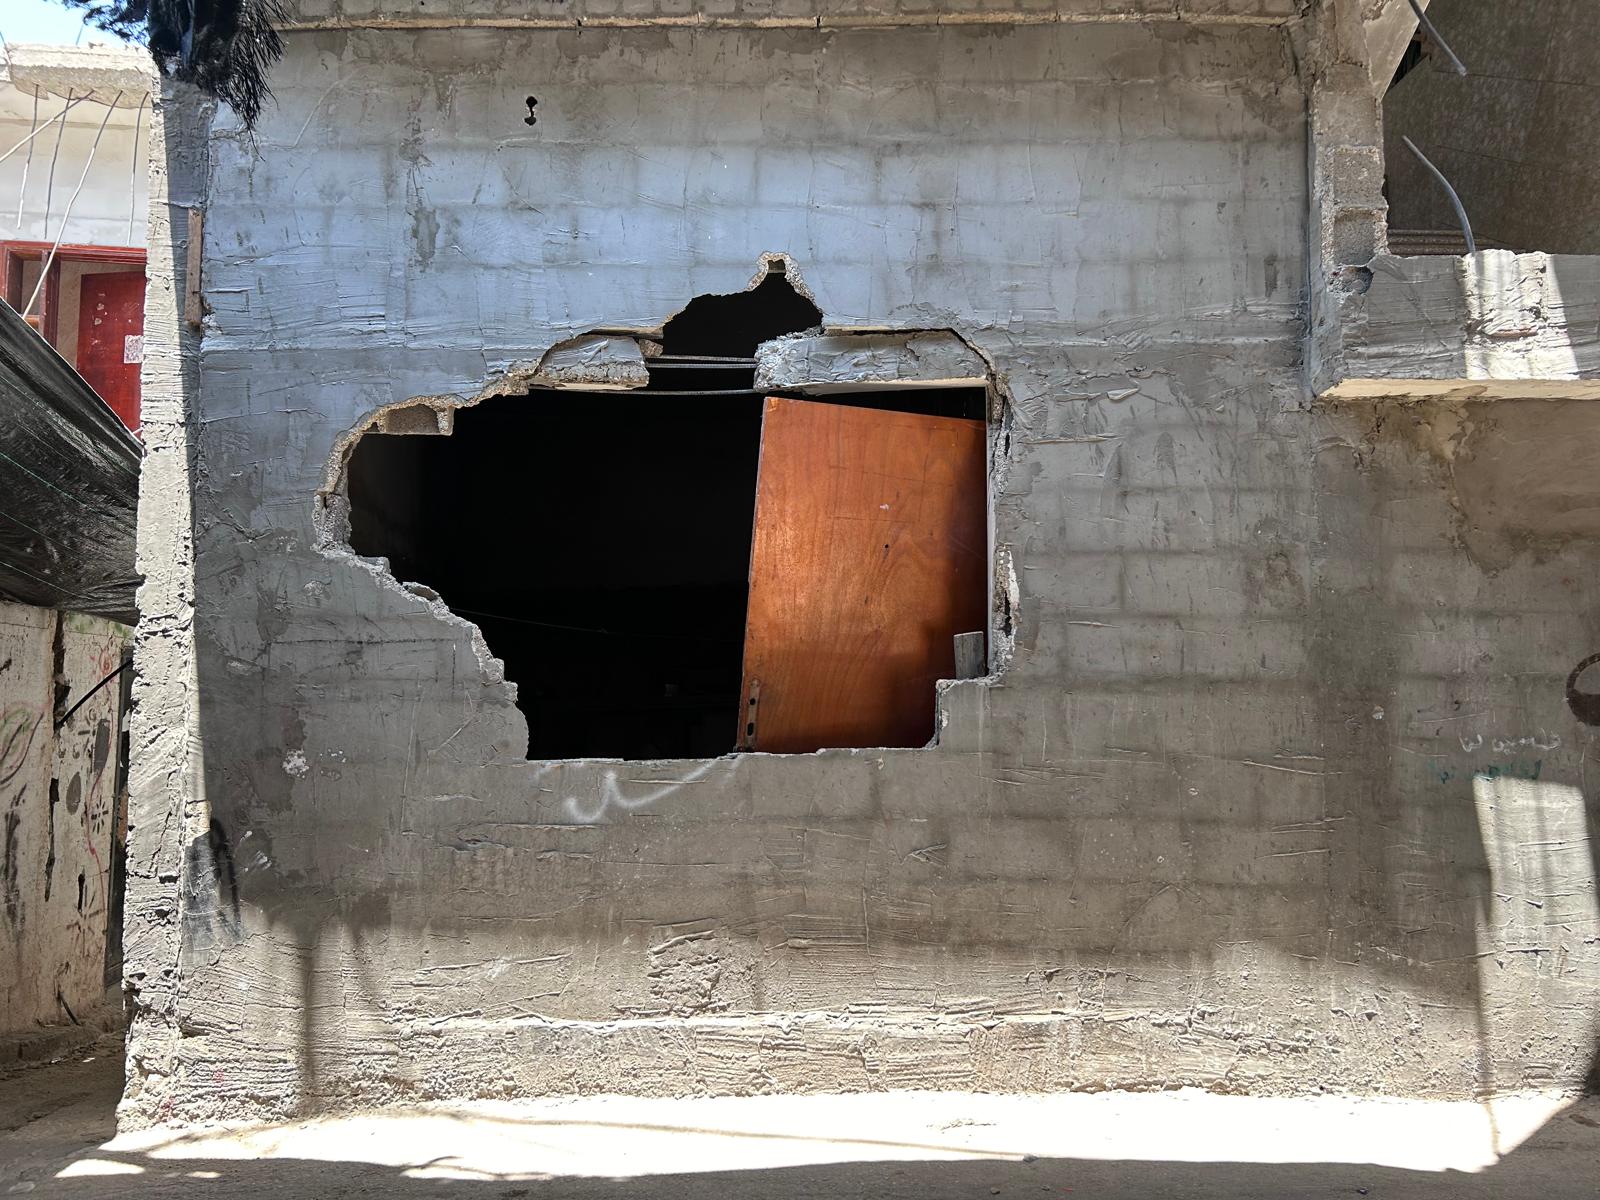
top-left (121, 15), bottom-right (1600, 1125)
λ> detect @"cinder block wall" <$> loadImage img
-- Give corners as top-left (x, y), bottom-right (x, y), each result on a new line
top-left (122, 15), bottom-right (1600, 1124)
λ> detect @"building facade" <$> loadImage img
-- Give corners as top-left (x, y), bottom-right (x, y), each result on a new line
top-left (122, 0), bottom-right (1600, 1124)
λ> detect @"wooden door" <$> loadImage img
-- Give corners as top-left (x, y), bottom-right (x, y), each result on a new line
top-left (75, 270), bottom-right (145, 433)
top-left (738, 397), bottom-right (987, 753)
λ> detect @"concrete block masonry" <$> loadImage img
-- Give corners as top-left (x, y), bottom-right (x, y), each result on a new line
top-left (121, 12), bottom-right (1600, 1127)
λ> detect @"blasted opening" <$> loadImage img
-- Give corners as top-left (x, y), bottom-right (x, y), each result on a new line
top-left (343, 278), bottom-right (994, 762)
top-left (350, 392), bottom-right (762, 760)
top-left (659, 263), bottom-right (822, 358)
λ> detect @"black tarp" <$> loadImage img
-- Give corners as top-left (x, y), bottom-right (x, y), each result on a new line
top-left (0, 298), bottom-right (141, 625)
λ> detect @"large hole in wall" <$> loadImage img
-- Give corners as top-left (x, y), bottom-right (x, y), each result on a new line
top-left (344, 272), bottom-right (991, 761)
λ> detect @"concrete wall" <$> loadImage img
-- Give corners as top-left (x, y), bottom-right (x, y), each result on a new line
top-left (122, 13), bottom-right (1600, 1125)
top-left (1, 602), bottom-right (131, 1042)
top-left (1383, 0), bottom-right (1600, 254)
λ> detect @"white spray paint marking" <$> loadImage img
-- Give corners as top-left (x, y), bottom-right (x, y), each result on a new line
top-left (282, 749), bottom-right (310, 777)
top-left (562, 758), bottom-right (722, 823)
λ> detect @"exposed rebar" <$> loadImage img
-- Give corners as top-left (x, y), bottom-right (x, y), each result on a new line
top-left (1407, 0), bottom-right (1468, 77)
top-left (24, 93), bottom-right (123, 319)
top-left (1401, 135), bottom-right (1476, 256)
top-left (127, 93), bottom-right (147, 243)
top-left (15, 88), bottom-right (38, 228)
top-left (0, 94), bottom-right (84, 168)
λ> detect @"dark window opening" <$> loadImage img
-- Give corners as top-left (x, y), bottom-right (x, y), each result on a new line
top-left (345, 290), bottom-right (989, 762)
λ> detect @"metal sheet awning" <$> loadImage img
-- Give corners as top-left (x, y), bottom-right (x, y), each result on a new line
top-left (0, 298), bottom-right (141, 624)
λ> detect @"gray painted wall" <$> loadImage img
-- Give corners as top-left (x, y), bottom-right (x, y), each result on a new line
top-left (122, 18), bottom-right (1600, 1124)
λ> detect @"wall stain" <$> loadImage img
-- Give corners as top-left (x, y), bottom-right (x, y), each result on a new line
top-left (2, 801), bottom-right (20, 925)
top-left (1567, 653), bottom-right (1600, 726)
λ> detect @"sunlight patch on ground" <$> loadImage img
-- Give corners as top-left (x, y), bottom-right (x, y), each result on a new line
top-left (86, 1089), bottom-right (1579, 1181)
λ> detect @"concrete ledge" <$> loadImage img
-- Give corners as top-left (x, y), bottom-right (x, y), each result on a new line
top-left (2, 43), bottom-right (154, 108)
top-left (755, 331), bottom-right (988, 394)
top-left (1322, 379), bottom-right (1600, 403)
top-left (1316, 251), bottom-right (1600, 400)
top-left (276, 1), bottom-right (1301, 31)
top-left (530, 334), bottom-right (650, 391)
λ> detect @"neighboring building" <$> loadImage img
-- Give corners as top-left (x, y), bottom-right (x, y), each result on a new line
top-left (0, 44), bottom-right (147, 1055)
top-left (0, 297), bottom-right (140, 1053)
top-left (1, 43), bottom-right (152, 432)
top-left (121, 0), bottom-right (1600, 1126)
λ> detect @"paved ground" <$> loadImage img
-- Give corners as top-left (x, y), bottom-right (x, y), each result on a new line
top-left (5, 1044), bottom-right (1600, 1198)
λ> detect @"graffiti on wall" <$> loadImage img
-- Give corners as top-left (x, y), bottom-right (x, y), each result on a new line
top-left (1568, 653), bottom-right (1600, 726)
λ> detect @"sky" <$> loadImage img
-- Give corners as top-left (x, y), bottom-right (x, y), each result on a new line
top-left (1, 0), bottom-right (123, 48)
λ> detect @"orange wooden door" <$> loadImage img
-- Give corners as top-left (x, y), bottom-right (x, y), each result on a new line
top-left (75, 270), bottom-right (145, 433)
top-left (739, 397), bottom-right (987, 753)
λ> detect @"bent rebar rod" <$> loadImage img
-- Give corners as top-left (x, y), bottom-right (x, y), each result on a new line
top-left (1401, 135), bottom-right (1476, 256)
top-left (1407, 0), bottom-right (1468, 77)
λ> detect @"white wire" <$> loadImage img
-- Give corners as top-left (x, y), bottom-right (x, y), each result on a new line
top-left (126, 93), bottom-right (147, 244)
top-left (15, 89), bottom-right (39, 229)
top-left (24, 93), bottom-right (122, 320)
top-left (0, 95), bottom-right (87, 168)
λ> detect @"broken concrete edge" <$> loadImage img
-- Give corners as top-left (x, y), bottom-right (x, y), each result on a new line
top-left (312, 326), bottom-right (1011, 772)
top-left (2, 42), bottom-right (157, 108)
top-left (755, 329), bottom-right (990, 394)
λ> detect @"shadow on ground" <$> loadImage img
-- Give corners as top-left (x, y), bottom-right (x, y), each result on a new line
top-left (4, 1048), bottom-right (1600, 1199)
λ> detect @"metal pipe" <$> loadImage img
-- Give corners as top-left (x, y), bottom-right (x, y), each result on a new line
top-left (1401, 136), bottom-right (1476, 256)
top-left (1407, 0), bottom-right (1468, 77)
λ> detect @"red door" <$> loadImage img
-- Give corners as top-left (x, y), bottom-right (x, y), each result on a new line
top-left (75, 270), bottom-right (145, 433)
